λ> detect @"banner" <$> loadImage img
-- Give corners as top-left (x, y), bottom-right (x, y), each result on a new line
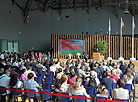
top-left (59, 39), bottom-right (85, 55)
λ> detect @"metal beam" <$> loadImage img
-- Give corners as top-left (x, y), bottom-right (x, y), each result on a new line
top-left (24, 0), bottom-right (33, 23)
top-left (99, 0), bottom-right (103, 9)
top-left (73, 0), bottom-right (76, 11)
top-left (11, 0), bottom-right (16, 5)
top-left (15, 2), bottom-right (24, 12)
top-left (130, 0), bottom-right (135, 16)
top-left (113, 0), bottom-right (119, 18)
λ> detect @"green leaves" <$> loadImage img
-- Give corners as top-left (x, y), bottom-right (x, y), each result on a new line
top-left (96, 41), bottom-right (107, 55)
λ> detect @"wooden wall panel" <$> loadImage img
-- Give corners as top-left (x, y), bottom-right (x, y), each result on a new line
top-left (51, 34), bottom-right (138, 60)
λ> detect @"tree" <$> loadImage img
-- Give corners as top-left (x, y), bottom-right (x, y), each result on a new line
top-left (96, 41), bottom-right (107, 55)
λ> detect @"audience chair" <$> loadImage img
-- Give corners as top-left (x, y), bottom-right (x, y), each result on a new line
top-left (0, 86), bottom-right (7, 102)
top-left (42, 89), bottom-right (51, 102)
top-left (123, 84), bottom-right (132, 97)
top-left (113, 99), bottom-right (129, 102)
top-left (0, 86), bottom-right (7, 95)
top-left (32, 67), bottom-right (37, 72)
top-left (11, 88), bottom-right (22, 102)
top-left (25, 89), bottom-right (37, 102)
top-left (45, 77), bottom-right (53, 84)
top-left (73, 95), bottom-right (86, 102)
top-left (86, 87), bottom-right (96, 97)
top-left (42, 82), bottom-right (51, 90)
top-left (107, 89), bottom-right (112, 98)
top-left (46, 65), bottom-right (50, 70)
top-left (113, 83), bottom-right (117, 89)
top-left (37, 74), bottom-right (43, 84)
top-left (57, 92), bottom-right (71, 102)
top-left (96, 96), bottom-right (107, 102)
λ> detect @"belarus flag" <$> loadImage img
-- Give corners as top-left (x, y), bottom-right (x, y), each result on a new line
top-left (121, 18), bottom-right (125, 29)
top-left (132, 16), bottom-right (135, 30)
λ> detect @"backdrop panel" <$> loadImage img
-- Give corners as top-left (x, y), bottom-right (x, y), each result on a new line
top-left (59, 39), bottom-right (85, 55)
top-left (51, 34), bottom-right (138, 60)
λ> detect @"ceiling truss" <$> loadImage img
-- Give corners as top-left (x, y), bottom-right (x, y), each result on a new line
top-left (10, 0), bottom-right (138, 23)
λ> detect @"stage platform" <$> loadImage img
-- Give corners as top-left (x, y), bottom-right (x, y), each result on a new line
top-left (54, 59), bottom-right (138, 67)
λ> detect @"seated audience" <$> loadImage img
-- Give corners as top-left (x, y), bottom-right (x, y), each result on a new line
top-left (23, 72), bottom-right (40, 102)
top-left (120, 61), bottom-right (127, 72)
top-left (110, 69), bottom-right (119, 83)
top-left (19, 69), bottom-right (28, 81)
top-left (102, 71), bottom-right (114, 90)
top-left (115, 65), bottom-right (122, 78)
top-left (19, 62), bottom-right (27, 70)
top-left (71, 77), bottom-right (90, 97)
top-left (0, 68), bottom-right (4, 76)
top-left (112, 79), bottom-right (129, 100)
top-left (128, 60), bottom-right (135, 69)
top-left (0, 70), bottom-right (11, 102)
top-left (56, 74), bottom-right (69, 92)
top-left (49, 62), bottom-right (56, 75)
top-left (56, 68), bottom-right (64, 80)
top-left (0, 51), bottom-right (136, 102)
top-left (86, 71), bottom-right (100, 87)
top-left (26, 67), bottom-right (37, 77)
top-left (96, 85), bottom-right (109, 98)
top-left (68, 71), bottom-right (76, 87)
top-left (75, 63), bottom-right (88, 78)
top-left (96, 63), bottom-right (104, 78)
top-left (55, 61), bottom-right (63, 69)
top-left (65, 67), bottom-right (70, 77)
top-left (123, 69), bottom-right (134, 85)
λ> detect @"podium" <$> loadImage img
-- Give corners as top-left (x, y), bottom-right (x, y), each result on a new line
top-left (92, 52), bottom-right (101, 60)
top-left (92, 52), bottom-right (104, 60)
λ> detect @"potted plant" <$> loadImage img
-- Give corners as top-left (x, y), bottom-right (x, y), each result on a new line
top-left (96, 40), bottom-right (107, 60)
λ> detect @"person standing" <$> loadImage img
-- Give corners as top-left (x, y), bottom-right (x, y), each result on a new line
top-left (0, 70), bottom-right (11, 102)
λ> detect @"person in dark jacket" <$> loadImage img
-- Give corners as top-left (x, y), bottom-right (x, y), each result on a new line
top-left (96, 63), bottom-right (104, 79)
top-left (120, 61), bottom-right (127, 71)
top-left (89, 59), bottom-right (95, 70)
top-left (102, 71), bottom-right (114, 90)
top-left (128, 60), bottom-right (135, 69)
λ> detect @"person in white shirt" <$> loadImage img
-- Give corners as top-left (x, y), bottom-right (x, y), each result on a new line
top-left (116, 65), bottom-right (122, 78)
top-left (13, 60), bottom-right (18, 67)
top-left (50, 62), bottom-right (56, 75)
top-left (56, 68), bottom-right (64, 79)
top-left (112, 79), bottom-right (129, 100)
top-left (123, 69), bottom-right (134, 85)
top-left (0, 53), bottom-right (4, 59)
top-left (36, 61), bottom-right (47, 71)
top-left (26, 67), bottom-right (37, 77)
top-left (71, 77), bottom-right (90, 102)
top-left (19, 62), bottom-right (27, 70)
top-left (55, 61), bottom-right (63, 69)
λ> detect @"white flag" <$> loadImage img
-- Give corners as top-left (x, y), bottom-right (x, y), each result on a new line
top-left (109, 18), bottom-right (111, 31)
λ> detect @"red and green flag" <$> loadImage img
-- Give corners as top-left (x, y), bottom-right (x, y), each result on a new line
top-left (121, 18), bottom-right (125, 29)
top-left (132, 16), bottom-right (135, 30)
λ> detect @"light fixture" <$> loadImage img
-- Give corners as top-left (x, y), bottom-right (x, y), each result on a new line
top-left (124, 0), bottom-right (129, 14)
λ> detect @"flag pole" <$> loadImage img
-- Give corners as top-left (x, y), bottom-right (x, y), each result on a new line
top-left (107, 18), bottom-right (112, 60)
top-left (130, 16), bottom-right (136, 61)
top-left (119, 17), bottom-right (124, 61)
top-left (120, 18), bottom-right (122, 57)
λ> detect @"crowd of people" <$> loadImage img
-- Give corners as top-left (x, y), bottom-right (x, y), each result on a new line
top-left (0, 52), bottom-right (136, 102)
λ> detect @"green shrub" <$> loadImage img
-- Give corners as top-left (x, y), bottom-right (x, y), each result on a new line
top-left (96, 41), bottom-right (107, 55)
